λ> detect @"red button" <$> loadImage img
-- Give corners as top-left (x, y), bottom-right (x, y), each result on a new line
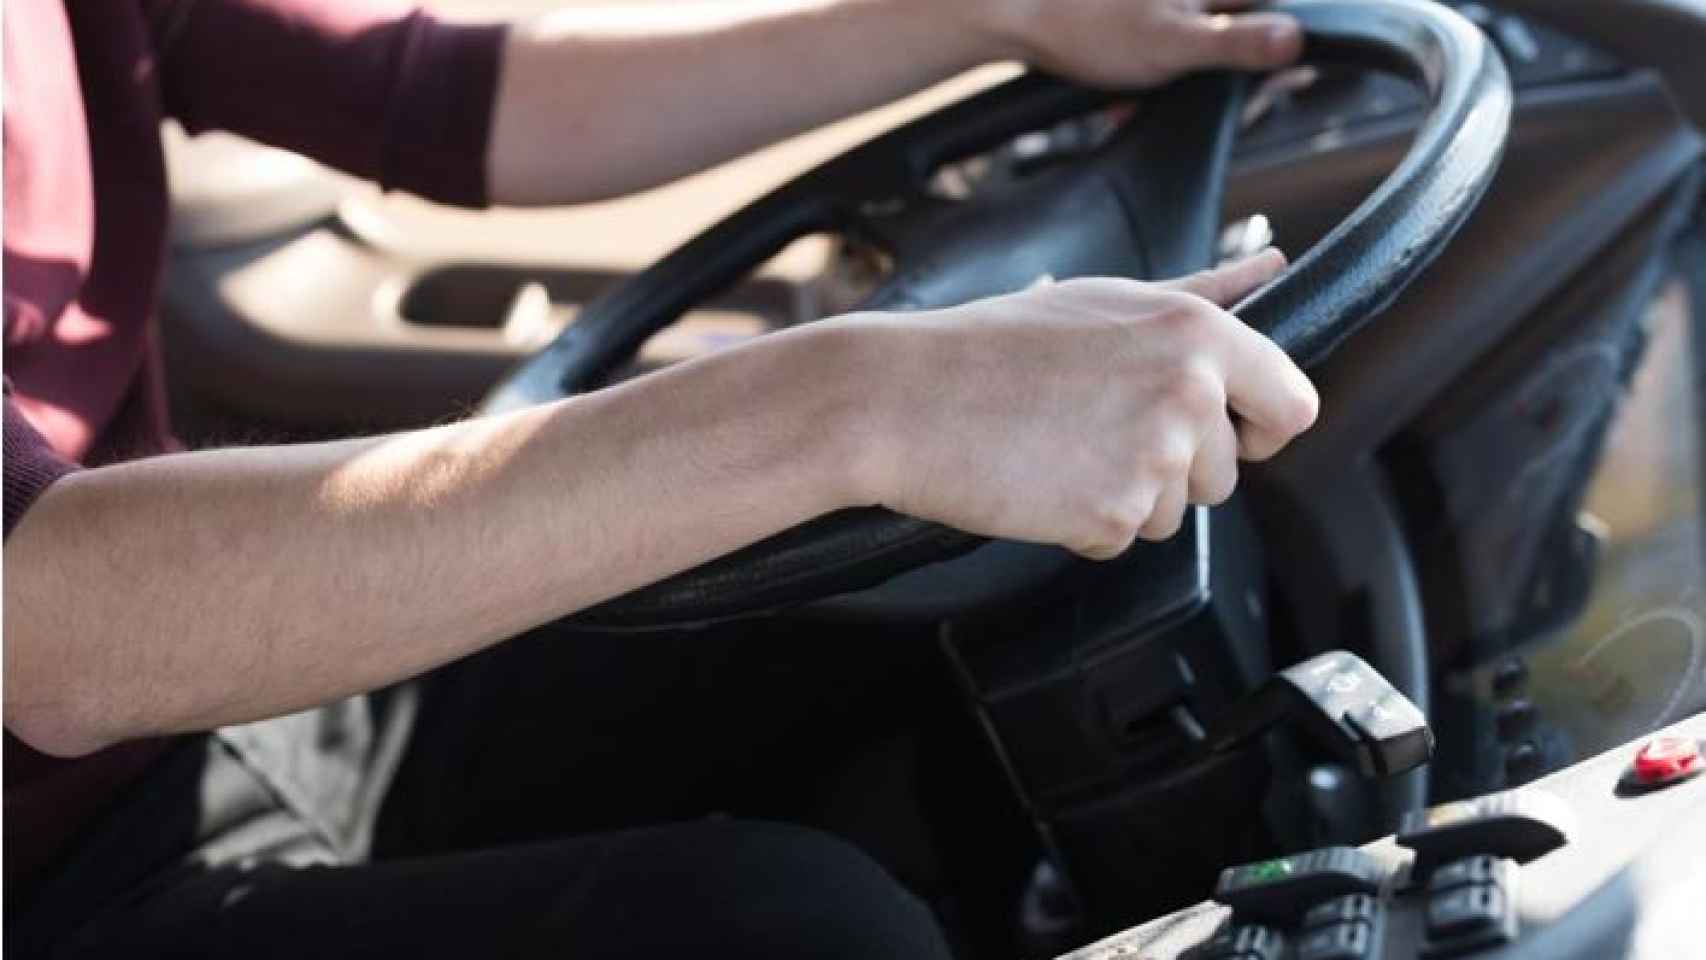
top-left (1633, 735), bottom-right (1702, 785)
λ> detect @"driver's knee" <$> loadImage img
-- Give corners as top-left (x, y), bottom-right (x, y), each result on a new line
top-left (563, 819), bottom-right (952, 960)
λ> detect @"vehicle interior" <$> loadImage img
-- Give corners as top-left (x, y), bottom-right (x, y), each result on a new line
top-left (156, 0), bottom-right (1706, 957)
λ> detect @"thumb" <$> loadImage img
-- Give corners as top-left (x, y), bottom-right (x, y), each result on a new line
top-left (1156, 247), bottom-right (1288, 307)
top-left (1172, 11), bottom-right (1305, 74)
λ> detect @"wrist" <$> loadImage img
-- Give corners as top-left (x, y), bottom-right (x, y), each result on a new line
top-left (868, 0), bottom-right (1028, 67)
top-left (782, 316), bottom-right (913, 513)
top-left (946, 0), bottom-right (1039, 64)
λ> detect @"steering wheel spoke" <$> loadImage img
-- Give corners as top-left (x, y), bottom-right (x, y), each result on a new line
top-left (1090, 71), bottom-right (1250, 282)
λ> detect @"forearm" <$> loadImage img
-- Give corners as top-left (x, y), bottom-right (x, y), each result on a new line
top-left (2, 324), bottom-right (870, 757)
top-left (487, 0), bottom-right (1010, 205)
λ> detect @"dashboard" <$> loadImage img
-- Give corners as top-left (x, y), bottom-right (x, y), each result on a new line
top-left (1057, 714), bottom-right (1706, 960)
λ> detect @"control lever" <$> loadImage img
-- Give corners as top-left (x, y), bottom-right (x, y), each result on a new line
top-left (1208, 650), bottom-right (1434, 778)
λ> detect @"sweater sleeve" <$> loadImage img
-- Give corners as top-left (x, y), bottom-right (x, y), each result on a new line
top-left (142, 0), bottom-right (508, 208)
top-left (5, 396), bottom-right (79, 540)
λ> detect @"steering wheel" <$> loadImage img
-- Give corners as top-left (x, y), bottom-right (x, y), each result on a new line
top-left (483, 0), bottom-right (1511, 630)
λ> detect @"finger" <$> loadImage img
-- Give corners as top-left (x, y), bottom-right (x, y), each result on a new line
top-left (1156, 246), bottom-right (1287, 307)
top-left (1171, 11), bottom-right (1304, 73)
top-left (1205, 0), bottom-right (1261, 10)
top-left (1174, 281), bottom-right (1317, 441)
top-left (1155, 253), bottom-right (1319, 439)
top-left (1189, 413), bottom-right (1240, 504)
top-left (1072, 534), bottom-right (1128, 562)
top-left (1138, 475), bottom-right (1191, 541)
top-left (1064, 477), bottom-right (1160, 559)
top-left (1219, 316), bottom-right (1318, 435)
top-left (1235, 416), bottom-right (1293, 462)
top-left (1076, 484), bottom-right (1158, 561)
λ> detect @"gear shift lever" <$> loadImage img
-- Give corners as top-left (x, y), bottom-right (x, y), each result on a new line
top-left (1209, 650), bottom-right (1434, 778)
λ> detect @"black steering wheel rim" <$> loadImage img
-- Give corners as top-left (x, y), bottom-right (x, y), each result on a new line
top-left (483, 0), bottom-right (1512, 630)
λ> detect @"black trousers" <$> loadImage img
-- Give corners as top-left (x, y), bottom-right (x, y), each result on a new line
top-left (15, 619), bottom-right (953, 959)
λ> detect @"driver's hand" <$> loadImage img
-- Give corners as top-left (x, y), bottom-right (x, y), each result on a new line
top-left (841, 249), bottom-right (1317, 559)
top-left (966, 0), bottom-right (1304, 88)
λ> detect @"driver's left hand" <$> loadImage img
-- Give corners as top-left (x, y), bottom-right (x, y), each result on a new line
top-left (960, 0), bottom-right (1304, 88)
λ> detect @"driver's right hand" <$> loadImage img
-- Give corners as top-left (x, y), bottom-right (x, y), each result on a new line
top-left (833, 247), bottom-right (1318, 560)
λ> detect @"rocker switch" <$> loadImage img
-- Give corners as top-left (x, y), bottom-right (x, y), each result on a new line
top-left (1398, 788), bottom-right (1573, 871)
top-left (1214, 846), bottom-right (1385, 922)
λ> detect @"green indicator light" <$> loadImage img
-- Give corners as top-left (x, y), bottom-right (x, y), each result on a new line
top-left (1247, 859), bottom-right (1294, 882)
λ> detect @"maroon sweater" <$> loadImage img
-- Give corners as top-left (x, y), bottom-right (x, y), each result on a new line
top-left (3, 0), bottom-right (505, 893)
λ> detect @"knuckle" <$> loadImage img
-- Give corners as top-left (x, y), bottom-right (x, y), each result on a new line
top-left (1096, 502), bottom-right (1141, 545)
top-left (1146, 428), bottom-right (1196, 478)
top-left (1071, 537), bottom-right (1115, 561)
top-left (1139, 508), bottom-right (1186, 542)
top-left (1155, 289), bottom-right (1212, 318)
top-left (1202, 463), bottom-right (1238, 505)
top-left (1078, 516), bottom-right (1137, 561)
top-left (1160, 362), bottom-right (1226, 417)
top-left (1063, 276), bottom-right (1135, 301)
top-left (1156, 295), bottom-right (1233, 350)
top-left (1100, 529), bottom-right (1141, 561)
top-left (1178, 267), bottom-right (1226, 301)
top-left (1080, 485), bottom-right (1156, 560)
top-left (1054, 276), bottom-right (1104, 297)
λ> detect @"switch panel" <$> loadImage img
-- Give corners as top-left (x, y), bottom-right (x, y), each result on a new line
top-left (1055, 717), bottom-right (1706, 960)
